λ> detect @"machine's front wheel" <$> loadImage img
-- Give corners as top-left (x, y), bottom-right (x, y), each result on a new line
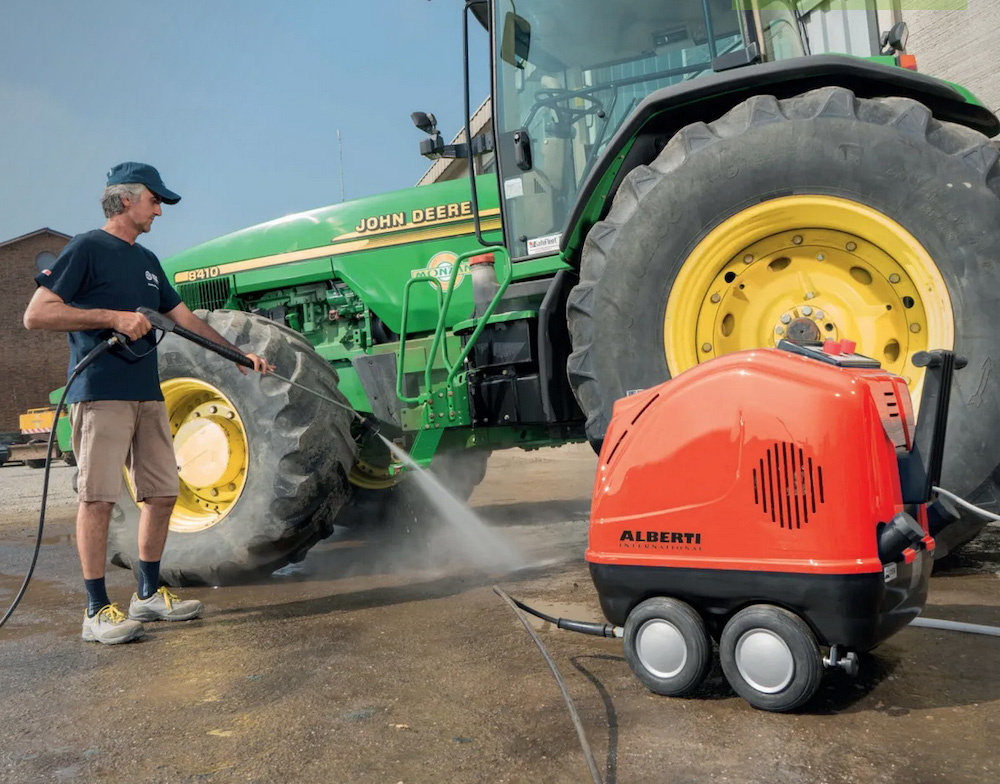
top-left (623, 597), bottom-right (712, 697)
top-left (567, 86), bottom-right (1000, 557)
top-left (720, 605), bottom-right (823, 713)
top-left (109, 310), bottom-right (357, 586)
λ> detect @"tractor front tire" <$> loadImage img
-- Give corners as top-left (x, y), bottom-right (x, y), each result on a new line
top-left (333, 449), bottom-right (490, 530)
top-left (567, 86), bottom-right (1000, 557)
top-left (109, 310), bottom-right (357, 586)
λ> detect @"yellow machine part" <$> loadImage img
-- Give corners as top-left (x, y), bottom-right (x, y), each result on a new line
top-left (125, 378), bottom-right (250, 533)
top-left (664, 195), bottom-right (954, 407)
top-left (19, 406), bottom-right (63, 434)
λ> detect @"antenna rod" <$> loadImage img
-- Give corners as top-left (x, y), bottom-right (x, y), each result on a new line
top-left (338, 128), bottom-right (345, 202)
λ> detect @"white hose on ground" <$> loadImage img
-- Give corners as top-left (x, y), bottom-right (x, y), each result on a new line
top-left (932, 485), bottom-right (1000, 522)
top-left (911, 617), bottom-right (1000, 637)
top-left (905, 486), bottom-right (1000, 638)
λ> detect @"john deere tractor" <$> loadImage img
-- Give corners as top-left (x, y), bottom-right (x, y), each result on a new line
top-left (109, 0), bottom-right (1000, 585)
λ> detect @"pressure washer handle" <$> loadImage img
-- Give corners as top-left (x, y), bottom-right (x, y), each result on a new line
top-left (136, 306), bottom-right (254, 369)
top-left (912, 350), bottom-right (968, 370)
top-left (899, 349), bottom-right (965, 504)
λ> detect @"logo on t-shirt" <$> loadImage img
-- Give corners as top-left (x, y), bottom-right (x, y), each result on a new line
top-left (41, 269), bottom-right (52, 276)
top-left (145, 270), bottom-right (159, 289)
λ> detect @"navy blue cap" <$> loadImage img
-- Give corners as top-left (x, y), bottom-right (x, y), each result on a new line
top-left (106, 162), bottom-right (181, 204)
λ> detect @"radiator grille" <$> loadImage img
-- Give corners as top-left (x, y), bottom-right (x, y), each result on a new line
top-left (752, 442), bottom-right (824, 529)
top-left (177, 277), bottom-right (233, 311)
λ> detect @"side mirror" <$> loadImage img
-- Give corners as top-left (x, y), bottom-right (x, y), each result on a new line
top-left (411, 111), bottom-right (444, 160)
top-left (410, 108), bottom-right (494, 162)
top-left (880, 21), bottom-right (909, 54)
top-left (500, 12), bottom-right (531, 67)
top-left (410, 111), bottom-right (438, 135)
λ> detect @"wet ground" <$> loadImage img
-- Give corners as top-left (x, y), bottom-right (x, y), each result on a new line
top-left (0, 448), bottom-right (998, 784)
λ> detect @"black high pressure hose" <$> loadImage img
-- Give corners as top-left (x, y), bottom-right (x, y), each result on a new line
top-left (0, 333), bottom-right (126, 629)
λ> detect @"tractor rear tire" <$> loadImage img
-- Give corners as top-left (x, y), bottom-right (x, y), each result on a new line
top-left (109, 310), bottom-right (357, 586)
top-left (567, 86), bottom-right (1000, 557)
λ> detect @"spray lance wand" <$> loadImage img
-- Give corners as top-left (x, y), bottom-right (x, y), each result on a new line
top-left (135, 307), bottom-right (380, 436)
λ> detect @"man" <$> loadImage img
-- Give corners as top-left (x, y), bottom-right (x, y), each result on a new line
top-left (23, 162), bottom-right (273, 645)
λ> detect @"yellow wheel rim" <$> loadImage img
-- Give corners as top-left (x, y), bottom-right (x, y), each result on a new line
top-left (664, 195), bottom-right (954, 406)
top-left (126, 378), bottom-right (250, 533)
top-left (349, 459), bottom-right (399, 491)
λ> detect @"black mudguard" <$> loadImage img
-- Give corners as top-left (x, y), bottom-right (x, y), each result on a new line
top-left (564, 55), bottom-right (999, 257)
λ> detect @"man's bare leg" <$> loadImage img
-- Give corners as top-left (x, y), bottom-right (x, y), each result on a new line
top-left (77, 500), bottom-right (114, 580)
top-left (137, 495), bottom-right (176, 561)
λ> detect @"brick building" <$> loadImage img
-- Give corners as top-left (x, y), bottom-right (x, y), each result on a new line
top-left (0, 228), bottom-right (72, 431)
top-left (902, 0), bottom-right (999, 118)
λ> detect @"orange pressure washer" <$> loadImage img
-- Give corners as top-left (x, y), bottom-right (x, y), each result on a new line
top-left (504, 339), bottom-right (980, 714)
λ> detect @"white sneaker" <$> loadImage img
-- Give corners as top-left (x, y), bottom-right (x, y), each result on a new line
top-left (128, 587), bottom-right (204, 622)
top-left (81, 604), bottom-right (145, 644)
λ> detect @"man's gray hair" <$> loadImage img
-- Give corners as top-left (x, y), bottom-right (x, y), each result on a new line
top-left (101, 183), bottom-right (146, 218)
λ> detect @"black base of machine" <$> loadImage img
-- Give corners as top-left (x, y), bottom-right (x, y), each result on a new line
top-left (590, 556), bottom-right (931, 651)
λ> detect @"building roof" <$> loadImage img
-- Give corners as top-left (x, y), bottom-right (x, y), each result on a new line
top-left (0, 228), bottom-right (72, 250)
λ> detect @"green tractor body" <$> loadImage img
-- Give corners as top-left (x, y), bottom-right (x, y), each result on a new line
top-left (108, 0), bottom-right (1000, 584)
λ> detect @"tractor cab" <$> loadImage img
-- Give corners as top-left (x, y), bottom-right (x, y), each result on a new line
top-left (486, 0), bottom-right (887, 261)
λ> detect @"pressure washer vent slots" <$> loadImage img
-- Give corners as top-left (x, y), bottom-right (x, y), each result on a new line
top-left (752, 442), bottom-right (825, 529)
top-left (177, 277), bottom-right (232, 311)
top-left (870, 381), bottom-right (909, 449)
top-left (603, 393), bottom-right (661, 467)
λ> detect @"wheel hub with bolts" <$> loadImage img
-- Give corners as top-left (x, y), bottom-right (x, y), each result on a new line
top-left (777, 312), bottom-right (826, 344)
top-left (701, 227), bottom-right (925, 359)
top-left (665, 195), bottom-right (954, 410)
top-left (133, 377), bottom-right (251, 533)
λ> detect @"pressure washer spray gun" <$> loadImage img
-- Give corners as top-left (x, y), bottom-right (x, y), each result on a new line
top-left (136, 307), bottom-right (380, 437)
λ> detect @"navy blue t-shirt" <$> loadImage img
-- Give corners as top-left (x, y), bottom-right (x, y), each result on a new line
top-left (36, 229), bottom-right (182, 403)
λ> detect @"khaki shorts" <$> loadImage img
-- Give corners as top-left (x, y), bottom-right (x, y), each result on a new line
top-left (70, 400), bottom-right (180, 503)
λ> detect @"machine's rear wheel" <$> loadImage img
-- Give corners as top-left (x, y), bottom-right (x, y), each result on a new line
top-left (109, 310), bottom-right (357, 586)
top-left (720, 605), bottom-right (823, 713)
top-left (567, 86), bottom-right (1000, 556)
top-left (623, 597), bottom-right (711, 697)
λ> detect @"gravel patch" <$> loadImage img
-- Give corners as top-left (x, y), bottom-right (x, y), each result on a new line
top-left (0, 462), bottom-right (77, 517)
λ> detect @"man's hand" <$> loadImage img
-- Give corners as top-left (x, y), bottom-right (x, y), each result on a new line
top-left (111, 311), bottom-right (152, 342)
top-left (239, 353), bottom-right (274, 376)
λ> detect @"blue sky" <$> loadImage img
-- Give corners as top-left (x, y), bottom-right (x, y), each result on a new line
top-left (0, 1), bottom-right (490, 258)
